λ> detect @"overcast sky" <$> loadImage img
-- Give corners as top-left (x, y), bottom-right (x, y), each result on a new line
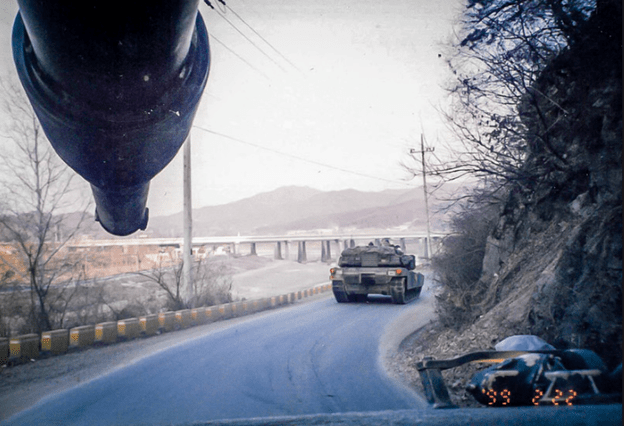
top-left (0, 0), bottom-right (463, 217)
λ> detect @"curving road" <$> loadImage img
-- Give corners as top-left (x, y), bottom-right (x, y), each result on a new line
top-left (4, 293), bottom-right (429, 425)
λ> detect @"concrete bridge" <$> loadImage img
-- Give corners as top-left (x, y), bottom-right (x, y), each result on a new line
top-left (69, 233), bottom-right (446, 263)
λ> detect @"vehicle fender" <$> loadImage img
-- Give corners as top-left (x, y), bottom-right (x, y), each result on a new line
top-left (406, 270), bottom-right (416, 290)
top-left (415, 272), bottom-right (425, 289)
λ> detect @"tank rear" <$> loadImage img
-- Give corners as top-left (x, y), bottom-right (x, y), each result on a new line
top-left (331, 243), bottom-right (423, 304)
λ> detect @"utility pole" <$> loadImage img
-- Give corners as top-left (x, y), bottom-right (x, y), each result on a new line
top-left (410, 134), bottom-right (434, 259)
top-left (183, 134), bottom-right (193, 307)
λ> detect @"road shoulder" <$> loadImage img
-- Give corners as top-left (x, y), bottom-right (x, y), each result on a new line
top-left (379, 278), bottom-right (435, 406)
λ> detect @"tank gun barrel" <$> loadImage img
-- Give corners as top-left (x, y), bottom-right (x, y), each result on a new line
top-left (12, 0), bottom-right (210, 235)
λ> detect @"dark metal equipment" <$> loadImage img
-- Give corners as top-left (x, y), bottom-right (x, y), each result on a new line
top-left (416, 350), bottom-right (622, 408)
top-left (12, 1), bottom-right (211, 235)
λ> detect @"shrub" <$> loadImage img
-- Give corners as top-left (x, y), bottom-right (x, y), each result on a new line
top-left (432, 191), bottom-right (500, 330)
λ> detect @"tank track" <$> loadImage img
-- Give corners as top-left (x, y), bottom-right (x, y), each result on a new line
top-left (390, 279), bottom-right (421, 304)
top-left (332, 284), bottom-right (368, 303)
top-left (332, 283), bottom-right (350, 303)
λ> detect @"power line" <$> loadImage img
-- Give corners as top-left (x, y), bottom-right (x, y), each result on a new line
top-left (215, 0), bottom-right (227, 13)
top-left (222, 3), bottom-right (303, 75)
top-left (209, 33), bottom-right (271, 81)
top-left (217, 12), bottom-right (287, 72)
top-left (192, 125), bottom-right (413, 186)
top-left (203, 1), bottom-right (287, 72)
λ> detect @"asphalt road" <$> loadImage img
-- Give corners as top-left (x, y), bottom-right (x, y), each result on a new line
top-left (4, 294), bottom-right (428, 425)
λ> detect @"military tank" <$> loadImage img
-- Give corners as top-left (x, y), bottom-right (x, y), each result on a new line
top-left (330, 242), bottom-right (424, 304)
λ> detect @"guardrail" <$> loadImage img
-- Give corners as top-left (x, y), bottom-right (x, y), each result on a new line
top-left (0, 284), bottom-right (332, 366)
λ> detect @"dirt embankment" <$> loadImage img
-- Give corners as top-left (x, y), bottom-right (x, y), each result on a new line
top-left (392, 199), bottom-right (621, 407)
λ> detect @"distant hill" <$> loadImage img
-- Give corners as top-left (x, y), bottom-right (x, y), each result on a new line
top-left (142, 185), bottom-right (454, 238)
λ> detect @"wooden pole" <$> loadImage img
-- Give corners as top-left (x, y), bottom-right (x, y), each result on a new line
top-left (420, 134), bottom-right (433, 259)
top-left (183, 134), bottom-right (193, 307)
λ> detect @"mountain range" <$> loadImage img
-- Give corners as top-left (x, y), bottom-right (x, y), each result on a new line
top-left (139, 185), bottom-right (454, 238)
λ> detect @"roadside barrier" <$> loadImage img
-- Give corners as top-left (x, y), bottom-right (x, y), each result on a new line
top-left (2, 283), bottom-right (330, 365)
top-left (190, 308), bottom-right (205, 326)
top-left (69, 325), bottom-right (95, 348)
top-left (158, 311), bottom-right (175, 332)
top-left (118, 318), bottom-right (141, 340)
top-left (230, 302), bottom-right (242, 316)
top-left (174, 309), bottom-right (191, 330)
top-left (252, 299), bottom-right (265, 312)
top-left (205, 306), bottom-right (217, 322)
top-left (10, 334), bottom-right (39, 360)
top-left (140, 314), bottom-right (159, 336)
top-left (41, 329), bottom-right (69, 354)
top-left (95, 321), bottom-right (118, 344)
top-left (217, 304), bottom-right (229, 319)
top-left (0, 338), bottom-right (8, 365)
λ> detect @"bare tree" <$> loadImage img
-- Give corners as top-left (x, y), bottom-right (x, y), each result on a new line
top-left (139, 256), bottom-right (186, 311)
top-left (192, 257), bottom-right (233, 307)
top-left (0, 269), bottom-right (21, 337)
top-left (400, 2), bottom-right (605, 275)
top-left (139, 254), bottom-right (232, 311)
top-left (422, 0), bottom-right (597, 190)
top-left (0, 78), bottom-right (91, 333)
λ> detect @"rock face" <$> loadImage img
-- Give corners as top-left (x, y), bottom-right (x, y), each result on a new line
top-left (476, 0), bottom-right (622, 368)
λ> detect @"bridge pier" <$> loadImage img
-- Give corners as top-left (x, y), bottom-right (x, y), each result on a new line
top-left (413, 237), bottom-right (429, 259)
top-left (400, 238), bottom-right (406, 252)
top-left (297, 241), bottom-right (307, 263)
top-left (274, 241), bottom-right (283, 260)
top-left (321, 240), bottom-right (333, 262)
top-left (250, 242), bottom-right (257, 256)
top-left (334, 239), bottom-right (341, 262)
top-left (414, 238), bottom-right (423, 258)
top-left (283, 241), bottom-right (290, 261)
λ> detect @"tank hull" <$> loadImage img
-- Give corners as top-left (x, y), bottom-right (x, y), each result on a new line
top-left (332, 270), bottom-right (423, 304)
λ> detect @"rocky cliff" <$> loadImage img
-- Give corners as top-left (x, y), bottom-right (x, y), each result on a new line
top-left (452, 0), bottom-right (622, 369)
